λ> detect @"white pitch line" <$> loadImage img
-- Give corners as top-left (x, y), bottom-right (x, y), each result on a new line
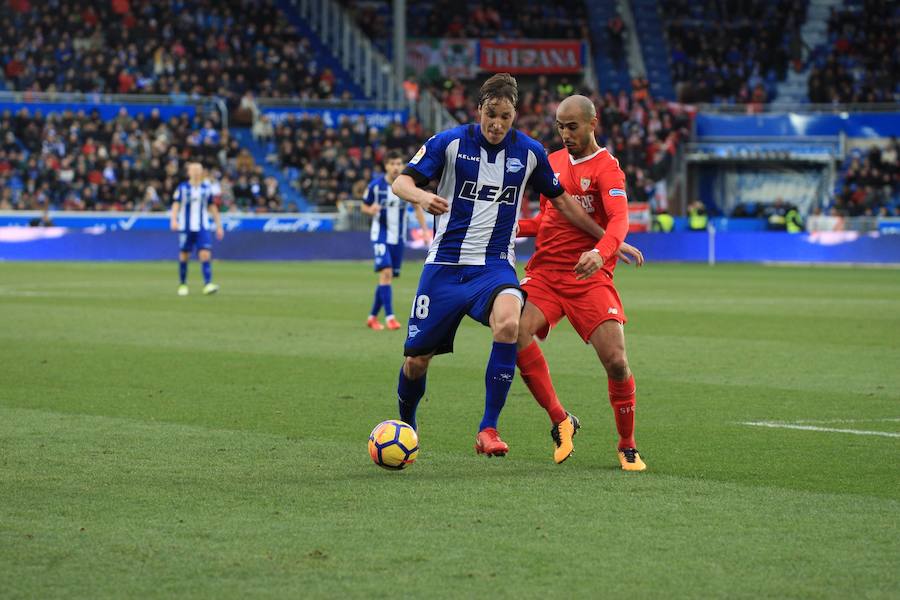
top-left (741, 421), bottom-right (900, 439)
top-left (792, 418), bottom-right (900, 425)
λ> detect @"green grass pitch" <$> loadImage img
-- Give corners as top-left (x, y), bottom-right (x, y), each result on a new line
top-left (1, 260), bottom-right (898, 599)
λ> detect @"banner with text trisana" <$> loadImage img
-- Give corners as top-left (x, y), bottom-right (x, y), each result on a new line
top-left (479, 40), bottom-right (584, 74)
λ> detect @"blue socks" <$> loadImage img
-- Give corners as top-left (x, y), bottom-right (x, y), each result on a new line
top-left (370, 286), bottom-right (383, 317)
top-left (179, 261), bottom-right (187, 284)
top-left (202, 261), bottom-right (212, 284)
top-left (371, 284), bottom-right (393, 317)
top-left (380, 284), bottom-right (394, 317)
top-left (398, 366), bottom-right (426, 430)
top-left (479, 341), bottom-right (518, 431)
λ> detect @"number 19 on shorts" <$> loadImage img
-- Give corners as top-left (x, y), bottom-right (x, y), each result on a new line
top-left (410, 295), bottom-right (430, 319)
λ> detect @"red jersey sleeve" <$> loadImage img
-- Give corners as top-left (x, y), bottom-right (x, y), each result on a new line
top-left (593, 170), bottom-right (629, 260)
top-left (516, 195), bottom-right (547, 238)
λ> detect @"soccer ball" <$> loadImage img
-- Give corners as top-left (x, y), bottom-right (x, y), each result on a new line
top-left (368, 420), bottom-right (419, 470)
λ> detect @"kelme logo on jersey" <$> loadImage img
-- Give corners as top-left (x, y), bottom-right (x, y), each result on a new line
top-left (459, 181), bottom-right (519, 205)
top-left (505, 157), bottom-right (524, 173)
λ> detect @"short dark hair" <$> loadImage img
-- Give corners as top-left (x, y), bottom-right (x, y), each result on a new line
top-left (478, 73), bottom-right (518, 108)
top-left (384, 149), bottom-right (404, 163)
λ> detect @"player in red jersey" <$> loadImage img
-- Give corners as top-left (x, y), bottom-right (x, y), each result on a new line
top-left (516, 95), bottom-right (647, 471)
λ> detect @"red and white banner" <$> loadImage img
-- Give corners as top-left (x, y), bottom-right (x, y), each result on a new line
top-left (479, 40), bottom-right (583, 74)
top-left (628, 202), bottom-right (651, 233)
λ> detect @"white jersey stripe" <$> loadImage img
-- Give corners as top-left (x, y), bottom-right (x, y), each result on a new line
top-left (505, 149), bottom-right (539, 266)
top-left (426, 138), bottom-right (460, 263)
top-left (458, 147), bottom-right (505, 265)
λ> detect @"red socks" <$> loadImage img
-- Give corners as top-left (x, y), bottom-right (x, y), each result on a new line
top-left (519, 341), bottom-right (637, 448)
top-left (517, 342), bottom-right (567, 424)
top-left (608, 375), bottom-right (636, 449)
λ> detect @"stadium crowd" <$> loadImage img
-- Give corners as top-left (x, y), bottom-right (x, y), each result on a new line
top-left (267, 113), bottom-right (424, 211)
top-left (0, 0), bottom-right (347, 109)
top-left (341, 0), bottom-right (588, 54)
top-left (661, 0), bottom-right (807, 104)
top-left (806, 1), bottom-right (898, 104)
top-left (830, 140), bottom-right (900, 217)
top-left (0, 107), bottom-right (283, 213)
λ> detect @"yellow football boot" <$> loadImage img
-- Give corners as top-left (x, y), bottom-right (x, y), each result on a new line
top-left (618, 447), bottom-right (646, 471)
top-left (550, 413), bottom-right (580, 464)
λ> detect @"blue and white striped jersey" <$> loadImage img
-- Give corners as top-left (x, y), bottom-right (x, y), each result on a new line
top-left (363, 175), bottom-right (407, 245)
top-left (405, 124), bottom-right (563, 266)
top-left (173, 181), bottom-right (214, 232)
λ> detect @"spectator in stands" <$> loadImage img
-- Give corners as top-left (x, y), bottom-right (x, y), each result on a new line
top-left (252, 115), bottom-right (275, 142)
top-left (607, 13), bottom-right (626, 67)
top-left (0, 0), bottom-right (347, 108)
top-left (662, 0), bottom-right (805, 104)
top-left (808, 1), bottom-right (897, 104)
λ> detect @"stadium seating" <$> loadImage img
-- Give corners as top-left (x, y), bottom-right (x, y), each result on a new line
top-left (659, 0), bottom-right (808, 104)
top-left (0, 0), bottom-right (359, 108)
top-left (829, 142), bottom-right (900, 217)
top-left (0, 107), bottom-right (285, 213)
top-left (806, 0), bottom-right (898, 104)
top-left (338, 0), bottom-right (588, 58)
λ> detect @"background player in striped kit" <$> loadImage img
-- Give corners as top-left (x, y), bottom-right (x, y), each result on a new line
top-left (390, 74), bottom-right (611, 456)
top-left (361, 150), bottom-right (432, 331)
top-left (169, 162), bottom-right (224, 296)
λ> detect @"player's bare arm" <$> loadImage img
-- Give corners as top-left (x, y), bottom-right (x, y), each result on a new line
top-left (169, 202), bottom-right (180, 231)
top-left (360, 201), bottom-right (381, 216)
top-left (549, 191), bottom-right (605, 238)
top-left (391, 174), bottom-right (449, 215)
top-left (209, 203), bottom-right (224, 240)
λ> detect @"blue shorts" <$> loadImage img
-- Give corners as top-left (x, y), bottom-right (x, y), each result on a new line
top-left (404, 263), bottom-right (523, 357)
top-left (179, 230), bottom-right (212, 253)
top-left (374, 242), bottom-right (404, 276)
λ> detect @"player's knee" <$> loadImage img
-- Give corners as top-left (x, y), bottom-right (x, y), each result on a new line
top-left (492, 314), bottom-right (519, 343)
top-left (603, 353), bottom-right (630, 380)
top-left (404, 356), bottom-right (430, 379)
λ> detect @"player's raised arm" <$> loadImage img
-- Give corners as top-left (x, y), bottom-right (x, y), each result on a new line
top-left (391, 174), bottom-right (448, 215)
top-left (548, 191), bottom-right (606, 239)
top-left (392, 133), bottom-right (453, 215)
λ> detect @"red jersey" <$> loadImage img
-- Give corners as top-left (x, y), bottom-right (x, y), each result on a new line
top-left (519, 147), bottom-right (629, 275)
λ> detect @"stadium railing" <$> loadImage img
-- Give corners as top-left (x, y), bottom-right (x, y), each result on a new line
top-left (694, 103), bottom-right (900, 115)
top-left (0, 91), bottom-right (228, 127)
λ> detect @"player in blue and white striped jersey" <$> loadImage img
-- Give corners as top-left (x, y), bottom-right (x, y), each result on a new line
top-left (361, 150), bottom-right (431, 331)
top-left (390, 73), bottom-right (608, 456)
top-left (169, 162), bottom-right (224, 296)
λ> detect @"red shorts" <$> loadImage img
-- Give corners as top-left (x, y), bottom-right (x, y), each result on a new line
top-left (521, 268), bottom-right (626, 343)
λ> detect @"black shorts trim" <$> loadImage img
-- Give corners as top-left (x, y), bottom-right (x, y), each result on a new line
top-left (480, 283), bottom-right (527, 325)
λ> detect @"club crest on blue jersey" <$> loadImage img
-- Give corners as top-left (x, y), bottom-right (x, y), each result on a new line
top-left (505, 157), bottom-right (524, 173)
